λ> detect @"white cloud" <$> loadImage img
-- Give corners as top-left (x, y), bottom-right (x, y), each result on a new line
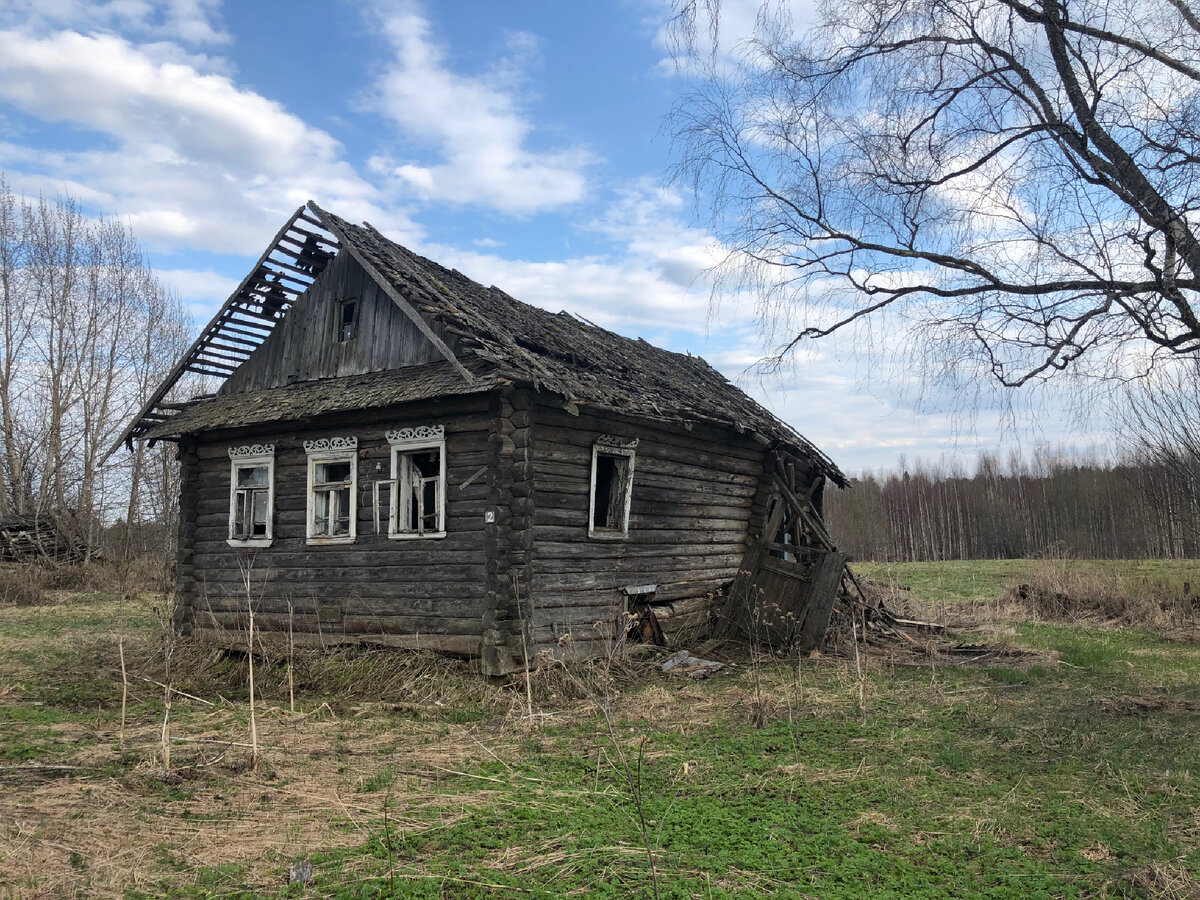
top-left (155, 266), bottom-right (240, 319)
top-left (0, 0), bottom-right (230, 46)
top-left (363, 0), bottom-right (592, 215)
top-left (0, 29), bottom-right (419, 253)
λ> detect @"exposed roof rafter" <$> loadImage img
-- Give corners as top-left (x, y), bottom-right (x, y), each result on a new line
top-left (107, 205), bottom-right (340, 457)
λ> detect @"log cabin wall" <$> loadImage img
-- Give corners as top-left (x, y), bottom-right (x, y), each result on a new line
top-left (177, 394), bottom-right (494, 657)
top-left (528, 404), bottom-right (765, 658)
top-left (220, 251), bottom-right (455, 394)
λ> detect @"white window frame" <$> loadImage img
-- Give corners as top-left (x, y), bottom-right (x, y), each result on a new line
top-left (588, 435), bottom-right (637, 539)
top-left (304, 436), bottom-right (358, 544)
top-left (384, 425), bottom-right (447, 540)
top-left (227, 444), bottom-right (275, 548)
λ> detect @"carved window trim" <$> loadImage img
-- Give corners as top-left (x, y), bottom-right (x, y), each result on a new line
top-left (589, 435), bottom-right (637, 539)
top-left (380, 425), bottom-right (447, 540)
top-left (305, 437), bottom-right (358, 545)
top-left (227, 445), bottom-right (275, 548)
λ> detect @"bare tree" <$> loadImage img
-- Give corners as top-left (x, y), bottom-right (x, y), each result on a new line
top-left (670, 0), bottom-right (1200, 386)
top-left (0, 175), bottom-right (190, 559)
top-left (1117, 360), bottom-right (1200, 553)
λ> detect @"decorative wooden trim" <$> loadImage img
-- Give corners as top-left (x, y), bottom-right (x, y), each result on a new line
top-left (228, 443), bottom-right (274, 459)
top-left (596, 434), bottom-right (639, 450)
top-left (386, 424), bottom-right (444, 446)
top-left (303, 436), bottom-right (358, 453)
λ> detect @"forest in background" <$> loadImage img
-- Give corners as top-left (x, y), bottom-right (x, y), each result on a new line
top-left (0, 176), bottom-right (199, 560)
top-left (826, 450), bottom-right (1200, 563)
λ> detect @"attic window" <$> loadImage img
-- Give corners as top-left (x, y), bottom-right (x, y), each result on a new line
top-left (305, 437), bottom-right (358, 543)
top-left (227, 445), bottom-right (274, 548)
top-left (589, 435), bottom-right (637, 539)
top-left (336, 297), bottom-right (357, 343)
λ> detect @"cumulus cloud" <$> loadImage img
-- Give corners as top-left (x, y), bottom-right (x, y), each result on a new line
top-left (363, 0), bottom-right (592, 215)
top-left (0, 29), bottom-right (418, 253)
top-left (0, 0), bottom-right (230, 46)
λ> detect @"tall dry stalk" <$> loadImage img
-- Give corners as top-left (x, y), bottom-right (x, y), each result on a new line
top-left (247, 602), bottom-right (259, 769)
top-left (512, 569), bottom-right (533, 720)
top-left (239, 556), bottom-right (261, 770)
top-left (160, 630), bottom-right (174, 770)
top-left (851, 618), bottom-right (866, 724)
top-left (287, 600), bottom-right (296, 714)
top-left (118, 636), bottom-right (128, 749)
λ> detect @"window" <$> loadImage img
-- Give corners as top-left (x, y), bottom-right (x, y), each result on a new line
top-left (381, 426), bottom-right (446, 539)
top-left (305, 437), bottom-right (358, 543)
top-left (227, 445), bottom-right (275, 547)
top-left (335, 297), bottom-right (357, 342)
top-left (589, 435), bottom-right (637, 538)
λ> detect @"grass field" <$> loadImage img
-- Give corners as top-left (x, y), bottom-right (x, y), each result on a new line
top-left (1, 563), bottom-right (1199, 898)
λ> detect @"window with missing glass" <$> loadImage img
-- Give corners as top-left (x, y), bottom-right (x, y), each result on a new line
top-left (336, 297), bottom-right (358, 343)
top-left (305, 437), bottom-right (358, 543)
top-left (589, 435), bottom-right (637, 538)
top-left (376, 425), bottom-right (447, 539)
top-left (227, 445), bottom-right (275, 547)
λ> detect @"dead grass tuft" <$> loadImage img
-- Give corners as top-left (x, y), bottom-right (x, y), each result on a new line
top-left (1003, 563), bottom-right (1197, 629)
top-left (0, 564), bottom-right (47, 606)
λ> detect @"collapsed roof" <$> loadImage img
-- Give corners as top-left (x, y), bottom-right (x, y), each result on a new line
top-left (123, 202), bottom-right (844, 485)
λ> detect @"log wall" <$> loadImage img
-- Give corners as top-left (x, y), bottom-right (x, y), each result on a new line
top-left (177, 395), bottom-right (493, 657)
top-left (221, 251), bottom-right (455, 394)
top-left (527, 404), bottom-right (766, 657)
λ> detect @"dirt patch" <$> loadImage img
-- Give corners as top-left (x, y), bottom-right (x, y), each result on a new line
top-left (0, 704), bottom-right (523, 898)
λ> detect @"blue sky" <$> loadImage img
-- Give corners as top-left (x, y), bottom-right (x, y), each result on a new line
top-left (0, 0), bottom-right (1110, 474)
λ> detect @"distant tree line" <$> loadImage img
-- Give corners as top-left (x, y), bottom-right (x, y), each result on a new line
top-left (827, 449), bottom-right (1200, 562)
top-left (0, 175), bottom-right (193, 560)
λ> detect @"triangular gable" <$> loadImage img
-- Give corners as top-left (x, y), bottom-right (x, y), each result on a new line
top-left (112, 202), bottom-right (467, 453)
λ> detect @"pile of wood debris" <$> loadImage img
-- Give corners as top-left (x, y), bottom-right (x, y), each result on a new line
top-left (824, 570), bottom-right (1049, 668)
top-left (0, 514), bottom-right (91, 563)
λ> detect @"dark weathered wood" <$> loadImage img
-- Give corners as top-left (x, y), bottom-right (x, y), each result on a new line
top-left (797, 552), bottom-right (847, 650)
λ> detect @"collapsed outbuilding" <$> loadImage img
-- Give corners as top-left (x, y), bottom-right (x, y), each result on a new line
top-left (116, 203), bottom-right (846, 674)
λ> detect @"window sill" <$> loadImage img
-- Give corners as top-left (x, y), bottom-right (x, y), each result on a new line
top-left (306, 535), bottom-right (356, 546)
top-left (588, 529), bottom-right (629, 541)
top-left (388, 531), bottom-right (447, 541)
top-left (227, 538), bottom-right (273, 549)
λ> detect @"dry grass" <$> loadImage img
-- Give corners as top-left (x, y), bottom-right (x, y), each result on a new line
top-left (0, 565), bottom-right (46, 606)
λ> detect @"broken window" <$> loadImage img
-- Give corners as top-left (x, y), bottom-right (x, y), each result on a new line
top-left (335, 297), bottom-right (357, 343)
top-left (380, 426), bottom-right (446, 538)
top-left (589, 436), bottom-right (637, 538)
top-left (227, 445), bottom-right (274, 547)
top-left (305, 437), bottom-right (358, 543)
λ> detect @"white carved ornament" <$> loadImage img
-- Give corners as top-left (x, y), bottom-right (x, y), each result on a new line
top-left (387, 424), bottom-right (444, 446)
top-left (303, 436), bottom-right (358, 453)
top-left (596, 434), bottom-right (638, 450)
top-left (228, 443), bottom-right (274, 459)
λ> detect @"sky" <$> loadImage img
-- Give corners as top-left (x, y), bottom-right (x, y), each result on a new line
top-left (0, 0), bottom-right (1114, 476)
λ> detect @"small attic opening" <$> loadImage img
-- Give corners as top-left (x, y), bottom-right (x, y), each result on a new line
top-left (336, 297), bottom-right (358, 342)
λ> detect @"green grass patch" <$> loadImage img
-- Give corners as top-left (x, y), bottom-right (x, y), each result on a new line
top-left (1, 565), bottom-right (1198, 897)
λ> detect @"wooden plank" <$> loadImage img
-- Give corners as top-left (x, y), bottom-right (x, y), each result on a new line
top-left (798, 552), bottom-right (847, 650)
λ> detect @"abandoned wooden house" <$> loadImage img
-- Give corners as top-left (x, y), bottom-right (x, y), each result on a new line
top-left (115, 203), bottom-right (847, 674)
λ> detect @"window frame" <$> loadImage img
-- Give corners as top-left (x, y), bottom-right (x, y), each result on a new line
top-left (227, 444), bottom-right (275, 548)
top-left (304, 436), bottom-right (359, 544)
top-left (588, 435), bottom-right (637, 539)
top-left (385, 425), bottom-right (447, 540)
top-left (334, 296), bottom-right (359, 343)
